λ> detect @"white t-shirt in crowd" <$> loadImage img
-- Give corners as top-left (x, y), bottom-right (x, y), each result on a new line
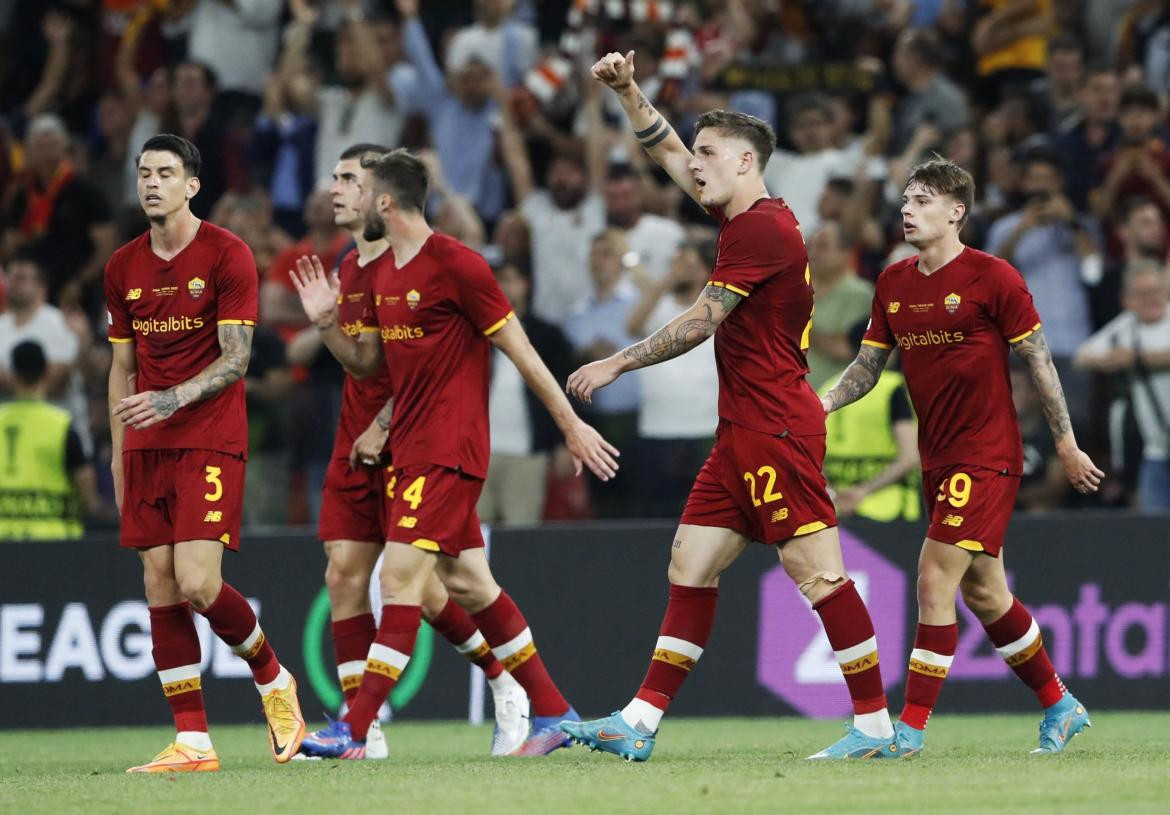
top-left (0, 305), bottom-right (91, 454)
top-left (637, 297), bottom-right (719, 439)
top-left (186, 0), bottom-right (282, 96)
top-left (1080, 309), bottom-right (1170, 460)
top-left (445, 21), bottom-right (538, 83)
top-left (488, 347), bottom-right (532, 456)
top-left (624, 214), bottom-right (686, 285)
top-left (521, 190), bottom-right (605, 325)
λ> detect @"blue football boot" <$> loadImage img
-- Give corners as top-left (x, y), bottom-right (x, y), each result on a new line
top-left (807, 724), bottom-right (894, 760)
top-left (880, 721), bottom-right (924, 759)
top-left (298, 716), bottom-right (387, 760)
top-left (511, 706), bottom-right (581, 756)
top-left (1032, 694), bottom-right (1091, 754)
top-left (560, 711), bottom-right (655, 762)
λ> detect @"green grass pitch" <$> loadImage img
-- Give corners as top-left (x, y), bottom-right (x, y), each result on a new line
top-left (3, 714), bottom-right (1168, 815)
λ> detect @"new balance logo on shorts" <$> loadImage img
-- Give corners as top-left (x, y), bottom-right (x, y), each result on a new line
top-left (941, 514), bottom-right (964, 527)
top-left (204, 511), bottom-right (223, 523)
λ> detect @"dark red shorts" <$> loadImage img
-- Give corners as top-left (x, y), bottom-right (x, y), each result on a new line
top-left (121, 449), bottom-right (245, 550)
top-left (922, 464), bottom-right (1021, 557)
top-left (681, 420), bottom-right (837, 545)
top-left (319, 457), bottom-right (393, 543)
top-left (385, 464), bottom-right (485, 557)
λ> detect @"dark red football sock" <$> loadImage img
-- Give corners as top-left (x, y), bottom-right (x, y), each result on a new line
top-left (428, 598), bottom-right (504, 680)
top-left (900, 622), bottom-right (958, 730)
top-left (813, 580), bottom-right (888, 715)
top-left (332, 613), bottom-right (376, 705)
top-left (344, 604), bottom-right (421, 740)
top-left (199, 583), bottom-right (280, 686)
top-left (633, 584), bottom-right (718, 714)
top-left (471, 592), bottom-right (568, 716)
top-left (150, 602), bottom-right (208, 733)
top-left (983, 597), bottom-right (1066, 708)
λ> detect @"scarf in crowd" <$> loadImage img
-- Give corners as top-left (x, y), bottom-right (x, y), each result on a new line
top-left (20, 160), bottom-right (75, 238)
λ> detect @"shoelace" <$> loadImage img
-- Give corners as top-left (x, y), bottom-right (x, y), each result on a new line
top-left (264, 689), bottom-right (299, 729)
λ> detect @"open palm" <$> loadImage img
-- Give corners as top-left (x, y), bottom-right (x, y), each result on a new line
top-left (289, 255), bottom-right (340, 327)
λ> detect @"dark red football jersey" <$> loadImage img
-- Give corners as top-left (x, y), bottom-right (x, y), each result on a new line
top-left (863, 247), bottom-right (1042, 474)
top-left (369, 232), bottom-right (513, 479)
top-left (708, 197), bottom-right (824, 437)
top-left (105, 221), bottom-right (258, 455)
top-left (331, 247), bottom-right (394, 461)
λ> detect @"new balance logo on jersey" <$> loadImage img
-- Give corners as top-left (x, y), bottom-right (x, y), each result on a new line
top-left (204, 511), bottom-right (223, 523)
top-left (894, 329), bottom-right (965, 350)
top-left (132, 316), bottom-right (205, 335)
top-left (941, 514), bottom-right (964, 527)
top-left (381, 325), bottom-right (424, 341)
top-left (770, 508), bottom-right (790, 523)
top-left (887, 301), bottom-right (900, 313)
top-left (126, 288), bottom-right (143, 300)
top-left (397, 516), bottom-right (418, 529)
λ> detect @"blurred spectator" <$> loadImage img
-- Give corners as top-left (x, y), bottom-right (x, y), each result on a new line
top-left (0, 340), bottom-right (104, 540)
top-left (0, 254), bottom-right (92, 456)
top-left (604, 163), bottom-right (685, 285)
top-left (180, 0), bottom-right (283, 120)
top-left (820, 320), bottom-right (920, 522)
top-left (1118, 0), bottom-right (1170, 96)
top-left (1096, 197), bottom-right (1167, 330)
top-left (480, 260), bottom-right (574, 524)
top-left (120, 60), bottom-right (235, 220)
top-left (419, 148), bottom-right (488, 249)
top-left (764, 93), bottom-right (841, 234)
top-left (1011, 364), bottom-right (1070, 511)
top-left (971, 0), bottom-right (1053, 106)
top-left (1075, 261), bottom-right (1170, 511)
top-left (16, 9), bottom-right (101, 137)
top-left (1090, 84), bottom-right (1170, 234)
top-left (564, 229), bottom-right (641, 518)
top-left (243, 323), bottom-right (295, 526)
top-left (986, 149), bottom-right (1097, 376)
top-left (1051, 67), bottom-right (1119, 212)
top-left (251, 32), bottom-right (321, 236)
top-left (891, 28), bottom-right (970, 153)
top-left (1036, 33), bottom-right (1084, 131)
top-left (262, 188), bottom-right (347, 342)
top-left (87, 90), bottom-right (136, 230)
top-left (399, 0), bottom-right (506, 223)
top-left (2, 114), bottom-right (116, 312)
top-left (279, 4), bottom-right (417, 187)
top-left (446, 0), bottom-right (539, 88)
top-left (627, 241), bottom-right (718, 519)
top-left (1088, 0), bottom-right (1140, 66)
top-left (486, 209), bottom-right (532, 270)
top-left (499, 87), bottom-right (605, 324)
top-left (805, 220), bottom-right (875, 390)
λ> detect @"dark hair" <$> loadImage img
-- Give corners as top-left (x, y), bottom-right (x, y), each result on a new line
top-left (1122, 195), bottom-right (1160, 222)
top-left (695, 109), bottom-right (777, 169)
top-left (361, 148), bottom-right (428, 212)
top-left (785, 93), bottom-right (832, 123)
top-left (1120, 83), bottom-right (1160, 112)
top-left (900, 28), bottom-right (945, 66)
top-left (905, 155), bottom-right (975, 229)
top-left (6, 251), bottom-right (47, 284)
top-left (492, 258), bottom-right (532, 282)
top-left (607, 163), bottom-right (638, 183)
top-left (341, 143), bottom-right (390, 161)
top-left (551, 139), bottom-right (587, 168)
top-left (10, 340), bottom-right (46, 386)
top-left (1048, 32), bottom-right (1084, 56)
top-left (1018, 144), bottom-right (1063, 173)
top-left (176, 60), bottom-right (218, 91)
top-left (138, 134), bottom-right (201, 177)
top-left (826, 177), bottom-right (855, 196)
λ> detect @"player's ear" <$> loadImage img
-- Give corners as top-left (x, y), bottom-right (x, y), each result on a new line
top-left (739, 150), bottom-right (754, 176)
top-left (185, 175), bottom-right (200, 201)
top-left (950, 200), bottom-right (965, 225)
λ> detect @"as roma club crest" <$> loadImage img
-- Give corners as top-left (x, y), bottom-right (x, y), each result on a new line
top-left (406, 289), bottom-right (421, 310)
top-left (944, 292), bottom-right (961, 315)
top-left (188, 277), bottom-right (206, 300)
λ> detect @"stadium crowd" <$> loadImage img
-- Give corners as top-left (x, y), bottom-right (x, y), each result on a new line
top-left (2, 0), bottom-right (1170, 533)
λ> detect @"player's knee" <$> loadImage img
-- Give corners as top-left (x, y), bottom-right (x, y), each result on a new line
top-left (443, 573), bottom-right (496, 612)
top-left (666, 553), bottom-right (720, 588)
top-left (142, 569), bottom-right (182, 606)
top-left (960, 579), bottom-right (1004, 618)
top-left (175, 571), bottom-right (221, 609)
top-left (325, 557), bottom-right (369, 602)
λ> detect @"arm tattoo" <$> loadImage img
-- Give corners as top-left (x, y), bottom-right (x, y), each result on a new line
top-left (167, 324), bottom-right (254, 414)
top-left (823, 344), bottom-right (891, 412)
top-left (621, 285), bottom-right (743, 369)
top-left (374, 396), bottom-right (393, 430)
top-left (1011, 329), bottom-right (1073, 443)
